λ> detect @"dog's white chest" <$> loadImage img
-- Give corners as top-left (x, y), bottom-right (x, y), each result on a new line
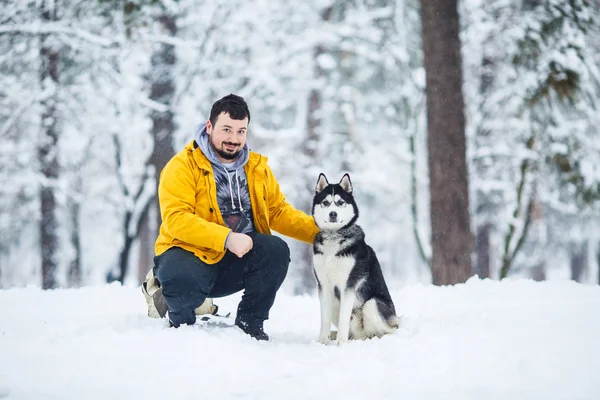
top-left (313, 239), bottom-right (355, 290)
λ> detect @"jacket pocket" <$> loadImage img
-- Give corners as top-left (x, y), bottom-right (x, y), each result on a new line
top-left (194, 187), bottom-right (216, 221)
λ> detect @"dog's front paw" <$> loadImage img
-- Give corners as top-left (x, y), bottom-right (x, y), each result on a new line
top-left (318, 334), bottom-right (331, 345)
top-left (334, 331), bottom-right (349, 345)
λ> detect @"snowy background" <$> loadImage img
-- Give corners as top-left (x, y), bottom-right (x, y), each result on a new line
top-left (1, 0), bottom-right (599, 290)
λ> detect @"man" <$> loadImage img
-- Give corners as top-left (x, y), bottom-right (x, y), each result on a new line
top-left (149, 94), bottom-right (318, 341)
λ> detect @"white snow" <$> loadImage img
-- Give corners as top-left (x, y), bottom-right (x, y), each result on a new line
top-left (1, 278), bottom-right (599, 400)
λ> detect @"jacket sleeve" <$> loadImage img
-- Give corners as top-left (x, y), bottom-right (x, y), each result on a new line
top-left (159, 156), bottom-right (231, 252)
top-left (265, 165), bottom-right (319, 244)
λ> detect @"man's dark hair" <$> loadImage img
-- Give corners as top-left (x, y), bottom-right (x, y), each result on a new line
top-left (209, 94), bottom-right (251, 126)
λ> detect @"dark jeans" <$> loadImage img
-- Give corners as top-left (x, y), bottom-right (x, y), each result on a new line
top-left (153, 232), bottom-right (290, 328)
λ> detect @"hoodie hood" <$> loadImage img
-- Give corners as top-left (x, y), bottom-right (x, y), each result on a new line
top-left (194, 122), bottom-right (255, 234)
top-left (195, 122), bottom-right (249, 171)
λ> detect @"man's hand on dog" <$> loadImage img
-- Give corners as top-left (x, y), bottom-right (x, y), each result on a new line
top-left (226, 232), bottom-right (253, 258)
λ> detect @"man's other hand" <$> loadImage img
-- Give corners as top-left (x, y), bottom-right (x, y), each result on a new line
top-left (226, 232), bottom-right (253, 258)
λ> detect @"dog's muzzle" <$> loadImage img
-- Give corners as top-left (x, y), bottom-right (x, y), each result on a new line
top-left (329, 211), bottom-right (337, 222)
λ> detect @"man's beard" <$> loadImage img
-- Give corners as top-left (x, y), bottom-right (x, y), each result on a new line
top-left (211, 138), bottom-right (241, 160)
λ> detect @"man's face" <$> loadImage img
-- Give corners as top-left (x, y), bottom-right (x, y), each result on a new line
top-left (206, 112), bottom-right (248, 162)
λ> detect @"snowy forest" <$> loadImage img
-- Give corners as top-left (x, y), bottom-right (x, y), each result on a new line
top-left (1, 0), bottom-right (599, 292)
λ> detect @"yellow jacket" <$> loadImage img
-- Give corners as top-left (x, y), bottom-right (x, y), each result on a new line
top-left (155, 140), bottom-right (319, 263)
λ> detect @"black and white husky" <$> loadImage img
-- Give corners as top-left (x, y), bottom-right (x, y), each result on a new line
top-left (312, 173), bottom-right (399, 344)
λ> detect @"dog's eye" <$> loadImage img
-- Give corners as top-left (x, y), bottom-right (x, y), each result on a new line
top-left (336, 200), bottom-right (345, 206)
top-left (322, 201), bottom-right (331, 207)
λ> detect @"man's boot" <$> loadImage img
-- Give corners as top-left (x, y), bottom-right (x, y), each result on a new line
top-left (235, 317), bottom-right (269, 341)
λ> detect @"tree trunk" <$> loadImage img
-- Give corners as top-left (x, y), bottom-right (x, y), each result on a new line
top-left (475, 53), bottom-right (494, 281)
top-left (410, 134), bottom-right (431, 271)
top-left (598, 244), bottom-right (600, 285)
top-left (570, 242), bottom-right (588, 283)
top-left (420, 0), bottom-right (473, 285)
top-left (39, 1), bottom-right (60, 290)
top-left (110, 134), bottom-right (152, 284)
top-left (148, 14), bottom-right (177, 226)
top-left (115, 193), bottom-right (153, 284)
top-left (117, 211), bottom-right (135, 284)
top-left (67, 193), bottom-right (81, 287)
top-left (531, 261), bottom-right (546, 282)
top-left (295, 6), bottom-right (334, 295)
top-left (475, 224), bottom-right (490, 279)
top-left (500, 137), bottom-right (536, 279)
top-left (142, 14), bottom-right (177, 276)
top-left (138, 202), bottom-right (153, 284)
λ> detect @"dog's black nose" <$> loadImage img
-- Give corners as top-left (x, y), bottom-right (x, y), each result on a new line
top-left (329, 211), bottom-right (337, 220)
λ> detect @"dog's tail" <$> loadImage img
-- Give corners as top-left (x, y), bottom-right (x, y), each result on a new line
top-left (387, 315), bottom-right (400, 329)
top-left (363, 299), bottom-right (399, 336)
top-left (374, 298), bottom-right (400, 330)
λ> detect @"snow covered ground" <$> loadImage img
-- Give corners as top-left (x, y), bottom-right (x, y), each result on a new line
top-left (1, 278), bottom-right (599, 400)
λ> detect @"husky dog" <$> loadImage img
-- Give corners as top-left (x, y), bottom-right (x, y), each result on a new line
top-left (312, 173), bottom-right (399, 344)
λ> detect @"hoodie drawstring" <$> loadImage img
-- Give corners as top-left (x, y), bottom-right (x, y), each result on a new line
top-left (235, 170), bottom-right (244, 212)
top-left (222, 166), bottom-right (244, 212)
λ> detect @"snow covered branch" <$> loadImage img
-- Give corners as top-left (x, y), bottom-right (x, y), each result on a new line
top-left (0, 23), bottom-right (120, 47)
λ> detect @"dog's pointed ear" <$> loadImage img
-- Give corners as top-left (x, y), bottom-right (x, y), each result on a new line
top-left (339, 173), bottom-right (353, 193)
top-left (316, 173), bottom-right (329, 193)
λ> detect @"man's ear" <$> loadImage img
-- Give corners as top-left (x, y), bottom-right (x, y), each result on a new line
top-left (316, 173), bottom-right (329, 193)
top-left (339, 174), bottom-right (352, 193)
top-left (206, 120), bottom-right (212, 134)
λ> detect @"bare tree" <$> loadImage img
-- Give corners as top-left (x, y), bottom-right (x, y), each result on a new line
top-left (136, 12), bottom-right (178, 283)
top-left (147, 13), bottom-right (177, 232)
top-left (475, 224), bottom-right (490, 279)
top-left (39, 0), bottom-right (60, 289)
top-left (499, 140), bottom-right (537, 279)
top-left (420, 0), bottom-right (473, 285)
top-left (66, 174), bottom-right (82, 287)
top-left (473, 55), bottom-right (495, 280)
top-left (597, 249), bottom-right (600, 285)
top-left (296, 5), bottom-right (334, 294)
top-left (137, 204), bottom-right (153, 284)
top-left (570, 241), bottom-right (588, 283)
top-left (109, 134), bottom-right (154, 284)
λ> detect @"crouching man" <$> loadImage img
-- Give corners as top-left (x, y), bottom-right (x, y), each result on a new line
top-left (145, 94), bottom-right (318, 341)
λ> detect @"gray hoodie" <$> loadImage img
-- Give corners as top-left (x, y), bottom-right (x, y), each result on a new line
top-left (195, 122), bottom-right (255, 234)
